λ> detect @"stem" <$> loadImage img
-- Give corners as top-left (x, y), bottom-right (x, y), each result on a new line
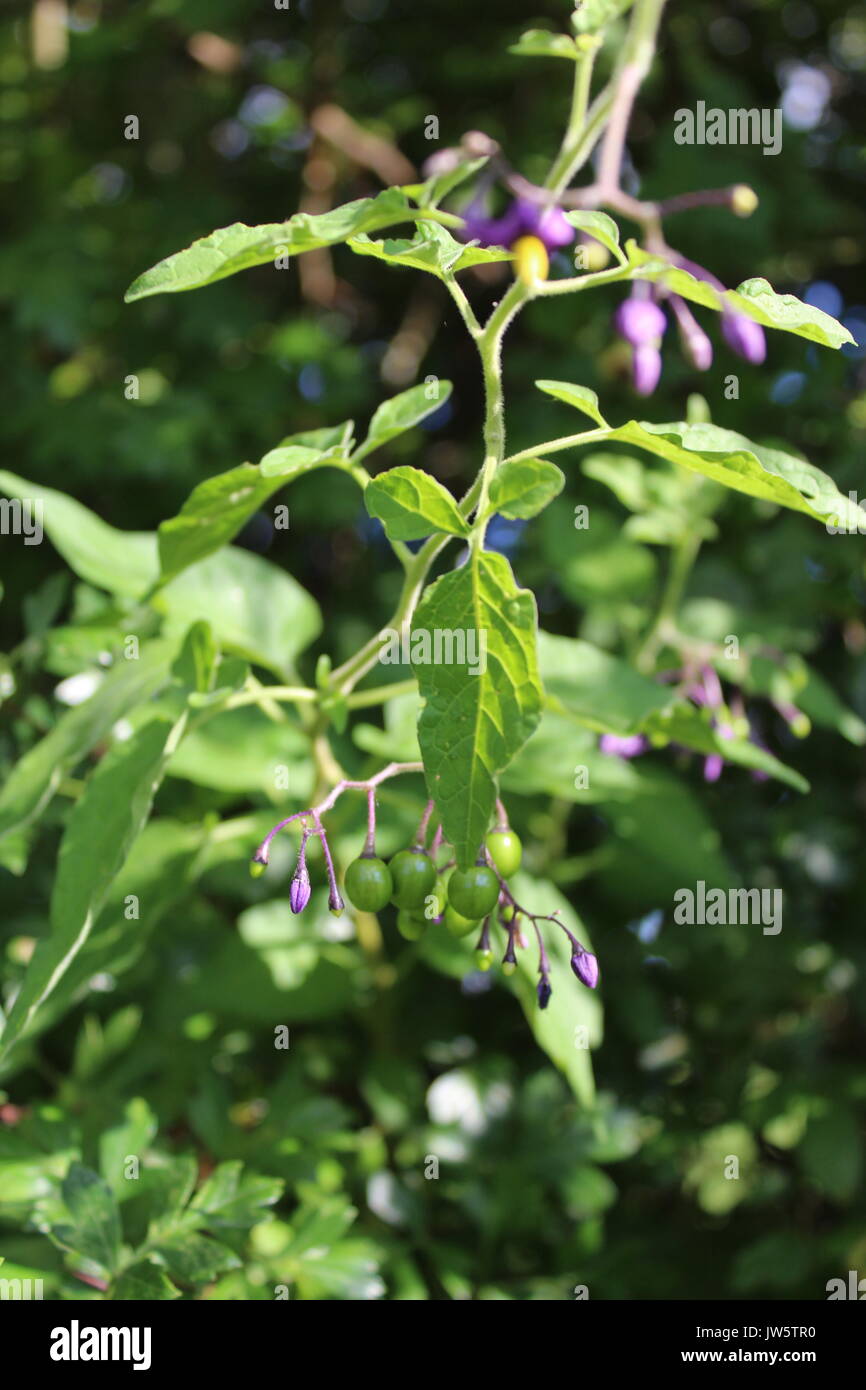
top-left (503, 428), bottom-right (607, 466)
top-left (635, 529), bottom-right (702, 673)
top-left (545, 38), bottom-right (601, 197)
top-left (596, 0), bottom-right (668, 192)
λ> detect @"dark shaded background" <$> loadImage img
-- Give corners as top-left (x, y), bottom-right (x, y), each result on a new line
top-left (1, 0), bottom-right (865, 1299)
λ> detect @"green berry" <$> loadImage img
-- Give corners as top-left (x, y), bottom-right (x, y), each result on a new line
top-left (443, 903), bottom-right (479, 938)
top-left (389, 849), bottom-right (437, 910)
top-left (396, 909), bottom-right (426, 941)
top-left (448, 864), bottom-right (499, 920)
top-left (475, 948), bottom-right (493, 971)
top-left (344, 856), bottom-right (393, 913)
top-left (249, 860), bottom-right (267, 879)
top-left (485, 828), bottom-right (522, 878)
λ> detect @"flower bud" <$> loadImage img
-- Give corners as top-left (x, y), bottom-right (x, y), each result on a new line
top-left (632, 344), bottom-right (663, 396)
top-left (703, 753), bottom-right (724, 783)
top-left (328, 885), bottom-right (345, 917)
top-left (600, 733), bottom-right (648, 759)
top-left (570, 948), bottom-right (599, 990)
top-left (614, 297), bottom-right (667, 347)
top-left (680, 321), bottom-right (713, 371)
top-left (537, 976), bottom-right (552, 1010)
top-left (290, 864), bottom-right (311, 914)
top-left (721, 312), bottom-right (766, 364)
top-left (731, 184), bottom-right (759, 218)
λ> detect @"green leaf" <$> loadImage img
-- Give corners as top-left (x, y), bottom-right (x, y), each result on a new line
top-left (626, 247), bottom-right (854, 348)
top-left (349, 220), bottom-right (512, 277)
top-left (112, 1259), bottom-right (181, 1300)
top-left (354, 381), bottom-right (453, 463)
top-left (508, 29), bottom-right (580, 59)
top-left (149, 1233), bottom-right (241, 1285)
top-left (509, 874), bottom-right (600, 1107)
top-left (565, 210), bottom-right (626, 265)
top-left (534, 379), bottom-right (608, 427)
top-left (258, 443), bottom-right (346, 480)
top-left (189, 1160), bottom-right (283, 1229)
top-left (0, 639), bottom-right (177, 846)
top-left (124, 189), bottom-right (422, 300)
top-left (408, 156), bottom-right (490, 210)
top-left (727, 276), bottom-right (855, 349)
top-left (364, 465), bottom-right (468, 541)
top-left (0, 714), bottom-right (186, 1065)
top-left (539, 631), bottom-right (672, 734)
top-left (99, 1099), bottom-right (158, 1195)
top-left (572, 0), bottom-right (635, 32)
top-left (604, 419), bottom-right (866, 528)
top-left (171, 619), bottom-right (218, 695)
top-left (488, 458), bottom-right (564, 520)
top-left (159, 451), bottom-right (332, 582)
top-left (156, 548), bottom-right (321, 678)
top-left (0, 470), bottom-right (157, 598)
top-left (51, 1164), bottom-right (122, 1277)
top-left (412, 551), bottom-right (543, 868)
top-left (642, 705), bottom-right (809, 793)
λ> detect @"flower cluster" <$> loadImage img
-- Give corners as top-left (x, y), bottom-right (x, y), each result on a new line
top-left (251, 767), bottom-right (598, 1011)
top-left (600, 663), bottom-right (808, 783)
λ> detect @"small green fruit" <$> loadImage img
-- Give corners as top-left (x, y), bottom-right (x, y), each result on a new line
top-left (389, 849), bottom-right (437, 909)
top-left (397, 909), bottom-right (426, 941)
top-left (485, 828), bottom-right (522, 878)
top-left (344, 856), bottom-right (393, 913)
top-left (443, 903), bottom-right (479, 938)
top-left (448, 864), bottom-right (499, 920)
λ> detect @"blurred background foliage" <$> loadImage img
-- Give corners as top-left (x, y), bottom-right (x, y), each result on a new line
top-left (1, 0), bottom-right (865, 1300)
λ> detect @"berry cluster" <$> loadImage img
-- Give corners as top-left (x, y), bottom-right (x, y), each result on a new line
top-left (250, 766), bottom-right (598, 1010)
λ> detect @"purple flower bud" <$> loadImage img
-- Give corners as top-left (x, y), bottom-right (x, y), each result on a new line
top-left (571, 948), bottom-right (599, 990)
top-left (703, 753), bottom-right (724, 783)
top-left (721, 312), bottom-right (766, 364)
top-left (537, 976), bottom-right (552, 1010)
top-left (681, 322), bottom-right (713, 371)
top-left (632, 344), bottom-right (663, 396)
top-left (522, 200), bottom-right (575, 250)
top-left (328, 885), bottom-right (345, 916)
top-left (600, 733), bottom-right (649, 759)
top-left (290, 864), bottom-right (311, 914)
top-left (614, 297), bottom-right (667, 347)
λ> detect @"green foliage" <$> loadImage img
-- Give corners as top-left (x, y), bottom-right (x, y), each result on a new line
top-left (2, 0), bottom-right (865, 1305)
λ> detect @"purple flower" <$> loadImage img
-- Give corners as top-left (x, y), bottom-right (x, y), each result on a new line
top-left (721, 312), bottom-right (766, 364)
top-left (571, 948), bottom-right (599, 990)
top-left (632, 343), bottom-right (663, 396)
top-left (614, 296), bottom-right (667, 347)
top-left (462, 197), bottom-right (575, 252)
top-left (680, 320), bottom-right (713, 371)
top-left (290, 863), bottom-right (311, 914)
top-left (703, 753), bottom-right (724, 783)
top-left (600, 733), bottom-right (649, 758)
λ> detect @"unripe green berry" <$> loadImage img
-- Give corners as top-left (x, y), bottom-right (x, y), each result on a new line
top-left (396, 909), bottom-right (426, 941)
top-left (344, 856), bottom-right (393, 913)
top-left (443, 903), bottom-right (479, 938)
top-left (389, 848), bottom-right (437, 909)
top-left (485, 828), bottom-right (522, 878)
top-left (448, 864), bottom-right (499, 920)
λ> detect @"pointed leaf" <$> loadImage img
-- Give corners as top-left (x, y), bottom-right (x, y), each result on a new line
top-left (349, 220), bottom-right (512, 277)
top-left (535, 380), bottom-right (608, 427)
top-left (412, 551), bottom-right (543, 868)
top-left (605, 419), bottom-right (866, 528)
top-left (124, 190), bottom-right (421, 300)
top-left (488, 458), bottom-right (564, 520)
top-left (0, 471), bottom-right (157, 598)
top-left (355, 382), bottom-right (453, 463)
top-left (509, 29), bottom-right (580, 59)
top-left (52, 1164), bottom-right (121, 1277)
top-left (364, 465), bottom-right (468, 541)
top-left (565, 210), bottom-right (626, 264)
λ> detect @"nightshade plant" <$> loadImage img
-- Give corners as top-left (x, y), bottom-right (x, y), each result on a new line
top-left (0, 0), bottom-right (862, 1105)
